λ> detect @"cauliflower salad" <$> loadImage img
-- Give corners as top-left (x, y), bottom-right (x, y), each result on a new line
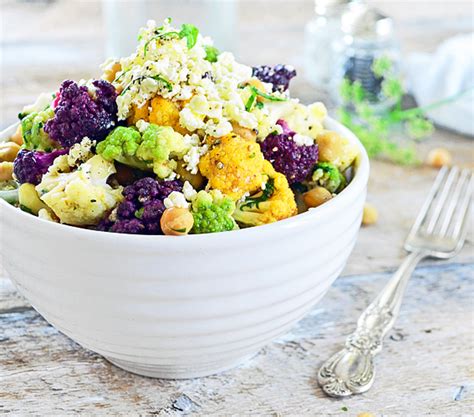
top-left (0, 19), bottom-right (359, 236)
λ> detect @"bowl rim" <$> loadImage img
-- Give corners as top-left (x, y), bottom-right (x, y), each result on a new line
top-left (0, 117), bottom-right (369, 243)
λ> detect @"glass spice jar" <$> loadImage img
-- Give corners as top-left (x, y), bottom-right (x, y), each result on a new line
top-left (304, 0), bottom-right (354, 90)
top-left (331, 2), bottom-right (401, 106)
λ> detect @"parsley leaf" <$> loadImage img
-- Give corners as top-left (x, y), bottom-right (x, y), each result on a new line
top-left (134, 207), bottom-right (145, 219)
top-left (179, 24), bottom-right (199, 49)
top-left (204, 45), bottom-right (220, 62)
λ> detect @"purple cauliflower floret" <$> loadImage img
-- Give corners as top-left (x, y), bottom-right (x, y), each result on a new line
top-left (99, 177), bottom-right (183, 234)
top-left (44, 79), bottom-right (118, 148)
top-left (252, 64), bottom-right (297, 92)
top-left (260, 120), bottom-right (318, 184)
top-left (13, 148), bottom-right (68, 185)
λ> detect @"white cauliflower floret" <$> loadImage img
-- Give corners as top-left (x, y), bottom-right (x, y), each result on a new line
top-left (254, 100), bottom-right (327, 140)
top-left (36, 155), bottom-right (123, 226)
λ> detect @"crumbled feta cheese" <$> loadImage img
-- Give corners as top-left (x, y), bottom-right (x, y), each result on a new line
top-left (293, 133), bottom-right (315, 146)
top-left (180, 107), bottom-right (206, 131)
top-left (136, 119), bottom-right (150, 133)
top-left (164, 191), bottom-right (190, 209)
top-left (183, 142), bottom-right (209, 174)
top-left (182, 181), bottom-right (198, 201)
top-left (108, 19), bottom-right (324, 143)
top-left (67, 137), bottom-right (95, 166)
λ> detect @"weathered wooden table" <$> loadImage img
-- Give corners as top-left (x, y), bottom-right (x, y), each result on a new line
top-left (1, 262), bottom-right (473, 415)
top-left (1, 1), bottom-right (473, 415)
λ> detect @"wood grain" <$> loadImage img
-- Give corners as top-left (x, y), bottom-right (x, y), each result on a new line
top-left (1, 263), bottom-right (473, 416)
top-left (1, 1), bottom-right (473, 415)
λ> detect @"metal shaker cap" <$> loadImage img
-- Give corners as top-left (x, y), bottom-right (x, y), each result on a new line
top-left (314, 0), bottom-right (353, 15)
top-left (341, 3), bottom-right (394, 40)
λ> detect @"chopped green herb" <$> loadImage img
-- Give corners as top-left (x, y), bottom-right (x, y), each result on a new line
top-left (245, 90), bottom-right (257, 112)
top-left (204, 45), bottom-right (220, 62)
top-left (143, 23), bottom-right (199, 56)
top-left (255, 101), bottom-right (264, 109)
top-left (151, 75), bottom-right (173, 91)
top-left (179, 23), bottom-right (199, 49)
top-left (250, 86), bottom-right (287, 103)
top-left (341, 406), bottom-right (348, 412)
top-left (120, 74), bottom-right (172, 96)
top-left (241, 178), bottom-right (275, 209)
top-left (171, 227), bottom-right (187, 233)
top-left (134, 207), bottom-right (145, 219)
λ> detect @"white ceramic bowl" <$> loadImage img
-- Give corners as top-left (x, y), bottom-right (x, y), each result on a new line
top-left (0, 118), bottom-right (369, 378)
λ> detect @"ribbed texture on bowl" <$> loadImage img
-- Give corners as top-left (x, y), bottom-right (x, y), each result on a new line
top-left (0, 118), bottom-right (369, 378)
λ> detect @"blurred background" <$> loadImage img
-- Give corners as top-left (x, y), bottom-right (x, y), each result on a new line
top-left (0, 0), bottom-right (473, 131)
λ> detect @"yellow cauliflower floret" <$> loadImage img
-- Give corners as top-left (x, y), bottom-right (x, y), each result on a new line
top-left (127, 97), bottom-right (188, 134)
top-left (198, 133), bottom-right (267, 200)
top-left (36, 155), bottom-right (123, 226)
top-left (233, 160), bottom-right (297, 226)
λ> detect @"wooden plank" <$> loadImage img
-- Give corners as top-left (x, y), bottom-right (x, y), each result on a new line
top-left (1, 263), bottom-right (472, 415)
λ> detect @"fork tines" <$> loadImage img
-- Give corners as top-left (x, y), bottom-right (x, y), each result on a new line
top-left (408, 166), bottom-right (473, 242)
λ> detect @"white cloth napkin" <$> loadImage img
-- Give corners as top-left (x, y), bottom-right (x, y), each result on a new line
top-left (404, 33), bottom-right (474, 137)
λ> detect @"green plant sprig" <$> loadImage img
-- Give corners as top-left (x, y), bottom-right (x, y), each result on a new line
top-left (339, 56), bottom-right (434, 164)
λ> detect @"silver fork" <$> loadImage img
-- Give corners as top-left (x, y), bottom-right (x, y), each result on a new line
top-left (317, 166), bottom-right (473, 398)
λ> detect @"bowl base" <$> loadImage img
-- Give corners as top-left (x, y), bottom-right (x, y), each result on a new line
top-left (105, 352), bottom-right (257, 379)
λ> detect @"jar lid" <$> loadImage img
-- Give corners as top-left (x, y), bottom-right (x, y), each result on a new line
top-left (341, 3), bottom-right (394, 40)
top-left (314, 0), bottom-right (353, 15)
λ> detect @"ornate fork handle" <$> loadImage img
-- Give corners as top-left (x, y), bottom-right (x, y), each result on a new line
top-left (317, 251), bottom-right (426, 397)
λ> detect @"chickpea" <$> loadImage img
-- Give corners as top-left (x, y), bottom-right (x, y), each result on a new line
top-left (0, 142), bottom-right (21, 162)
top-left (357, 413), bottom-right (376, 417)
top-left (426, 147), bottom-right (452, 168)
top-left (317, 131), bottom-right (345, 163)
top-left (231, 121), bottom-right (257, 142)
top-left (10, 124), bottom-right (23, 146)
top-left (303, 186), bottom-right (332, 208)
top-left (362, 203), bottom-right (378, 226)
top-left (0, 161), bottom-right (14, 181)
top-left (160, 207), bottom-right (194, 236)
top-left (18, 183), bottom-right (49, 215)
top-left (102, 61), bottom-right (122, 83)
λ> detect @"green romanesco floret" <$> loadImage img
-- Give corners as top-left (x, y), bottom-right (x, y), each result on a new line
top-left (96, 126), bottom-right (147, 170)
top-left (96, 124), bottom-right (190, 178)
top-left (21, 107), bottom-right (58, 152)
top-left (191, 190), bottom-right (238, 234)
top-left (311, 162), bottom-right (346, 193)
top-left (136, 124), bottom-right (190, 178)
